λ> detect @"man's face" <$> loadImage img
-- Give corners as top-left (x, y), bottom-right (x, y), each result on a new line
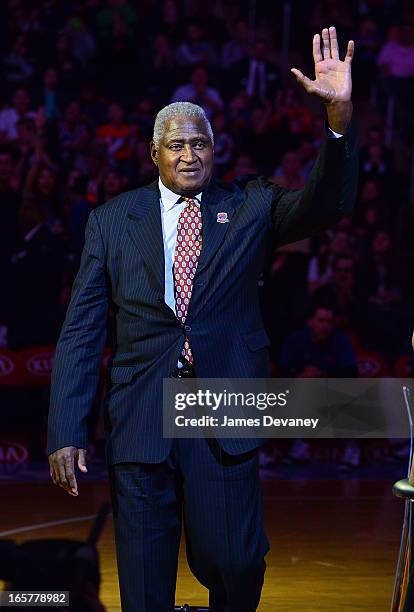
top-left (192, 67), bottom-right (208, 92)
top-left (308, 308), bottom-right (334, 343)
top-left (13, 89), bottom-right (29, 113)
top-left (44, 68), bottom-right (58, 89)
top-left (151, 115), bottom-right (213, 196)
top-left (333, 258), bottom-right (354, 287)
top-left (108, 103), bottom-right (124, 124)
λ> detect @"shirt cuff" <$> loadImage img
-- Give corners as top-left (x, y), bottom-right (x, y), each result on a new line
top-left (328, 127), bottom-right (344, 138)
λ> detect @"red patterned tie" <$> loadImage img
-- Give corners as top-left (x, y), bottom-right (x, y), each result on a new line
top-left (173, 197), bottom-right (202, 364)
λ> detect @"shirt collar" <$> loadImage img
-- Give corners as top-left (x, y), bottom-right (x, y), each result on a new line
top-left (158, 177), bottom-right (202, 212)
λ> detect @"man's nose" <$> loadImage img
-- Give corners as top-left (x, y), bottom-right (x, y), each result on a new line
top-left (181, 145), bottom-right (197, 163)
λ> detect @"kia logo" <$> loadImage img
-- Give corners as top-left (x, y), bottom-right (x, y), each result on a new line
top-left (26, 353), bottom-right (54, 376)
top-left (0, 441), bottom-right (29, 464)
top-left (0, 356), bottom-right (14, 377)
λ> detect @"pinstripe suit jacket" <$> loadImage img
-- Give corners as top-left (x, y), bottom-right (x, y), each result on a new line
top-left (47, 119), bottom-right (358, 464)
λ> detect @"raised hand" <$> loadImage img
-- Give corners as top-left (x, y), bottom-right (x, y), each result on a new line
top-left (291, 26), bottom-right (354, 104)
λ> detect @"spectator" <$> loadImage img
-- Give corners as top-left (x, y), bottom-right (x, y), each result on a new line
top-left (98, 169), bottom-right (126, 205)
top-left (95, 102), bottom-right (135, 171)
top-left (65, 16), bottom-right (96, 69)
top-left (134, 139), bottom-right (157, 186)
top-left (23, 116), bottom-right (61, 233)
top-left (357, 229), bottom-right (403, 356)
top-left (271, 151), bottom-right (306, 190)
top-left (223, 152), bottom-right (257, 182)
top-left (63, 170), bottom-right (90, 258)
top-left (222, 20), bottom-right (249, 70)
top-left (270, 88), bottom-right (313, 146)
top-left (359, 229), bottom-right (401, 307)
top-left (296, 139), bottom-right (317, 181)
top-left (159, 0), bottom-right (181, 42)
top-left (3, 34), bottom-right (34, 84)
top-left (0, 88), bottom-right (36, 141)
top-left (329, 230), bottom-right (352, 258)
top-left (175, 22), bottom-right (217, 69)
top-left (96, 0), bottom-right (138, 50)
top-left (4, 200), bottom-right (65, 349)
top-left (13, 118), bottom-right (37, 190)
top-left (59, 101), bottom-right (90, 168)
top-left (54, 32), bottom-right (79, 94)
top-left (353, 17), bottom-right (383, 94)
top-left (307, 235), bottom-right (332, 294)
top-left (231, 38), bottom-right (279, 100)
top-left (310, 0), bottom-right (353, 41)
top-left (359, 126), bottom-right (394, 194)
top-left (130, 98), bottom-right (155, 141)
top-left (40, 68), bottom-right (61, 121)
top-left (228, 90), bottom-right (251, 137)
top-left (313, 254), bottom-right (365, 338)
top-left (146, 34), bottom-right (176, 99)
top-left (78, 83), bottom-right (108, 129)
top-left (0, 148), bottom-right (20, 331)
top-left (246, 102), bottom-right (276, 174)
top-left (278, 304), bottom-right (357, 378)
top-left (211, 112), bottom-right (234, 174)
top-left (171, 65), bottom-right (224, 120)
top-left (378, 23), bottom-right (414, 78)
top-left (359, 177), bottom-right (384, 207)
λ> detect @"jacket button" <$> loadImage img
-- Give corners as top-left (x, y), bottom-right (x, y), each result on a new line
top-left (184, 324), bottom-right (192, 332)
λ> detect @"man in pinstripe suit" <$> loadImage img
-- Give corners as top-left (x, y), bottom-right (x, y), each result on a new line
top-left (48, 27), bottom-right (357, 612)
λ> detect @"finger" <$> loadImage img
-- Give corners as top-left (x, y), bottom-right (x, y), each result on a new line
top-left (64, 455), bottom-right (78, 495)
top-left (49, 461), bottom-right (57, 485)
top-left (291, 68), bottom-right (314, 94)
top-left (57, 460), bottom-right (71, 493)
top-left (329, 26), bottom-right (339, 60)
top-left (322, 28), bottom-right (330, 60)
top-left (51, 463), bottom-right (59, 485)
top-left (345, 40), bottom-right (355, 63)
top-left (77, 449), bottom-right (88, 473)
top-left (312, 33), bottom-right (322, 63)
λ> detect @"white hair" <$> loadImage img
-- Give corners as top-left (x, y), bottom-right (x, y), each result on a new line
top-left (152, 102), bottom-right (214, 148)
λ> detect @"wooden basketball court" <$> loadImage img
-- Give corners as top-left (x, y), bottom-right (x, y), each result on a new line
top-left (0, 477), bottom-right (402, 610)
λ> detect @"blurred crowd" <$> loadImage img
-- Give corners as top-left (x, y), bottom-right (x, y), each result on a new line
top-left (0, 0), bottom-right (414, 385)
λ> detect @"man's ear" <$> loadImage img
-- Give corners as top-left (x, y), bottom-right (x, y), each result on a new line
top-left (150, 141), bottom-right (158, 166)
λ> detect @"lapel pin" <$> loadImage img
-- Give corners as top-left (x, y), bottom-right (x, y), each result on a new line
top-left (217, 212), bottom-right (229, 223)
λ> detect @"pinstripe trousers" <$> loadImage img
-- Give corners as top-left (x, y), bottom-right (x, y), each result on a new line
top-left (108, 437), bottom-right (270, 612)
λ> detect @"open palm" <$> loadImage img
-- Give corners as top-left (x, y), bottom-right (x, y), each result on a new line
top-left (291, 26), bottom-right (354, 104)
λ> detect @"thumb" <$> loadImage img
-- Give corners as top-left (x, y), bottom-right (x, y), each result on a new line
top-left (290, 68), bottom-right (313, 93)
top-left (77, 448), bottom-right (88, 472)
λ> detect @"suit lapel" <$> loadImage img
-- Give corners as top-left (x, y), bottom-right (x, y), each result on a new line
top-left (127, 180), bottom-right (165, 293)
top-left (195, 180), bottom-right (236, 276)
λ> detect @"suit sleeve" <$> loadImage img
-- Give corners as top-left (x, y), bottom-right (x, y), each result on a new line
top-left (46, 209), bottom-right (109, 455)
top-left (265, 116), bottom-right (358, 246)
